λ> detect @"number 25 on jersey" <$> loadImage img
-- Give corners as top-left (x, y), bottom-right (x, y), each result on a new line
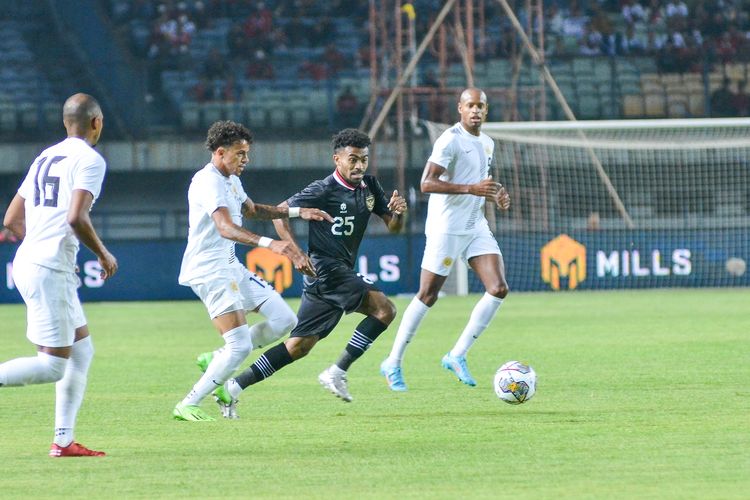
top-left (331, 216), bottom-right (354, 236)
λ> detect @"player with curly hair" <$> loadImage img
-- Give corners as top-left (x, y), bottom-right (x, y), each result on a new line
top-left (173, 120), bottom-right (332, 420)
top-left (203, 128), bottom-right (407, 410)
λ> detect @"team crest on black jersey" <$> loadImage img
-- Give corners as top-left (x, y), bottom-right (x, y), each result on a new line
top-left (340, 202), bottom-right (347, 213)
top-left (366, 195), bottom-right (375, 212)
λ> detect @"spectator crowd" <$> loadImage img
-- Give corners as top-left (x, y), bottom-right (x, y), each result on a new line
top-left (103, 0), bottom-right (750, 118)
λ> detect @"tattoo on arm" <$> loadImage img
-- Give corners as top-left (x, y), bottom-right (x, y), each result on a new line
top-left (250, 204), bottom-right (288, 220)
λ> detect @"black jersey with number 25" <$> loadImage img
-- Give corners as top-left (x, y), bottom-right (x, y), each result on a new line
top-left (286, 172), bottom-right (389, 270)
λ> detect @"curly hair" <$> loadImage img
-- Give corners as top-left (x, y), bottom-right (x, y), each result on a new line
top-left (205, 120), bottom-right (253, 151)
top-left (332, 128), bottom-right (371, 152)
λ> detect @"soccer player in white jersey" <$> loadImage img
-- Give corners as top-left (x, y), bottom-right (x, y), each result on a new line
top-left (173, 120), bottom-right (331, 421)
top-left (380, 88), bottom-right (511, 391)
top-left (1, 93), bottom-right (118, 457)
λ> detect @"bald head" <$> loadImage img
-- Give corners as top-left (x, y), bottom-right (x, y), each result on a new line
top-left (63, 93), bottom-right (102, 128)
top-left (457, 88), bottom-right (488, 136)
top-left (459, 87), bottom-right (487, 105)
top-left (63, 93), bottom-right (104, 145)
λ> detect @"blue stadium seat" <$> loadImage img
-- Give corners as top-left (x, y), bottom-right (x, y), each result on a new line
top-left (201, 102), bottom-right (225, 128)
top-left (246, 106), bottom-right (267, 129)
top-left (181, 102), bottom-right (200, 130)
top-left (0, 102), bottom-right (17, 132)
top-left (18, 101), bottom-right (38, 129)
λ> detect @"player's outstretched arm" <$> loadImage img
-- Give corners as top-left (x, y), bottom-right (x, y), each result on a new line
top-left (298, 207), bottom-right (333, 222)
top-left (242, 199), bottom-right (332, 222)
top-left (3, 194), bottom-right (26, 240)
top-left (270, 202), bottom-right (317, 277)
top-left (213, 206), bottom-right (316, 276)
top-left (68, 189), bottom-right (118, 279)
top-left (271, 202), bottom-right (299, 244)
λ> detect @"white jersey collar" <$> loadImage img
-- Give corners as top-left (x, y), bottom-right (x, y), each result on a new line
top-left (208, 162), bottom-right (230, 179)
top-left (455, 122), bottom-right (483, 140)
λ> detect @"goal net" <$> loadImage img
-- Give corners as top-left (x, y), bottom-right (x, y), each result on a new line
top-left (424, 118), bottom-right (750, 292)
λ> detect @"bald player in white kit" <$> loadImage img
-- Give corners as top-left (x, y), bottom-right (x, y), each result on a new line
top-left (380, 88), bottom-right (512, 391)
top-left (1, 93), bottom-right (118, 457)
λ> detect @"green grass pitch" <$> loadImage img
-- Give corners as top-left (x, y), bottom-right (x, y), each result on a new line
top-left (1, 289), bottom-right (748, 499)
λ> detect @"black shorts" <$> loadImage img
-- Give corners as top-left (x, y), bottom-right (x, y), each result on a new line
top-left (290, 264), bottom-right (380, 339)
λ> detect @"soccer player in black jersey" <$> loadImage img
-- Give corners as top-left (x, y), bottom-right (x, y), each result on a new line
top-left (213, 129), bottom-right (407, 407)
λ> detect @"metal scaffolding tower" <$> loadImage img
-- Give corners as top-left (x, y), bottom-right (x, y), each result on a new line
top-left (361, 0), bottom-right (547, 193)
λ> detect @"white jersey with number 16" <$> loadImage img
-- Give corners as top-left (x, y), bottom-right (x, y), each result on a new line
top-left (15, 137), bottom-right (106, 272)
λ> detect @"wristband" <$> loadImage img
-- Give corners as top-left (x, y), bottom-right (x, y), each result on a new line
top-left (288, 206), bottom-right (300, 218)
top-left (258, 236), bottom-right (273, 248)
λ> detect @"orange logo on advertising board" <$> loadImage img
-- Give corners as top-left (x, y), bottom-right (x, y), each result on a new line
top-left (246, 248), bottom-right (293, 293)
top-left (540, 234), bottom-right (586, 290)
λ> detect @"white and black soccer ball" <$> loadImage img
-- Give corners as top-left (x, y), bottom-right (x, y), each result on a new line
top-left (494, 361), bottom-right (536, 404)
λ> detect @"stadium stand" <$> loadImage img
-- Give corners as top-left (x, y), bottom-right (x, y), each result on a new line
top-left (0, 1), bottom-right (139, 139)
top-left (101, 0), bottom-right (749, 130)
top-left (0, 13), bottom-right (57, 138)
top-left (0, 0), bottom-right (747, 141)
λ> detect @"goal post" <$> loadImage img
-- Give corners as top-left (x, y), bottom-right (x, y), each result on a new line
top-left (424, 118), bottom-right (750, 293)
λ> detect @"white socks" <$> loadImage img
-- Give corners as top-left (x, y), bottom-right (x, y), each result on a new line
top-left (386, 292), bottom-right (504, 366)
top-left (225, 378), bottom-right (242, 400)
top-left (248, 294), bottom-right (297, 349)
top-left (449, 292), bottom-right (503, 358)
top-left (0, 351), bottom-right (67, 386)
top-left (386, 297), bottom-right (430, 366)
top-left (183, 324), bottom-right (253, 406)
top-left (209, 297), bottom-right (297, 402)
top-left (0, 336), bottom-right (95, 447)
top-left (54, 336), bottom-right (95, 446)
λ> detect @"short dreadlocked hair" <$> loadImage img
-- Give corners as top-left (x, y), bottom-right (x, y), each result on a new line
top-left (332, 128), bottom-right (371, 153)
top-left (205, 120), bottom-right (253, 152)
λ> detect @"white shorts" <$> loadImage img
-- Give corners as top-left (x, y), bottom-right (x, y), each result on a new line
top-left (421, 229), bottom-right (502, 277)
top-left (12, 259), bottom-right (86, 348)
top-left (188, 264), bottom-right (277, 319)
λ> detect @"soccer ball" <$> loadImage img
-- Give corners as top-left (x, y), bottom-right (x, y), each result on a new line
top-left (494, 361), bottom-right (536, 404)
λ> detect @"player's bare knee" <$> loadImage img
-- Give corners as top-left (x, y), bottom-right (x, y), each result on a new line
top-left (296, 343), bottom-right (313, 359)
top-left (286, 337), bottom-right (316, 360)
top-left (377, 299), bottom-right (397, 325)
top-left (425, 295), bottom-right (439, 307)
top-left (286, 344), bottom-right (306, 360)
top-left (417, 291), bottom-right (439, 307)
top-left (487, 282), bottom-right (509, 299)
